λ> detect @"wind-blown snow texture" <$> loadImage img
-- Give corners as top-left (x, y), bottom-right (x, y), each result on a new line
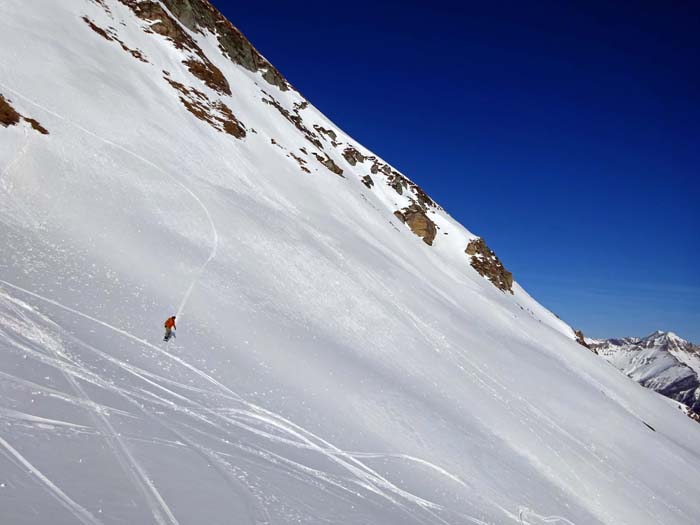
top-left (1, 1), bottom-right (699, 524)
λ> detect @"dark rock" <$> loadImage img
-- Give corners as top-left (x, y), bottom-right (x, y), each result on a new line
top-left (388, 172), bottom-right (406, 195)
top-left (290, 152), bottom-right (310, 173)
top-left (158, 0), bottom-right (290, 91)
top-left (574, 329), bottom-right (596, 352)
top-left (314, 125), bottom-right (338, 141)
top-left (361, 175), bottom-right (374, 189)
top-left (0, 95), bottom-right (48, 134)
top-left (312, 153), bottom-right (344, 177)
top-left (164, 75), bottom-right (245, 138)
top-left (262, 94), bottom-right (322, 149)
top-left (116, 1), bottom-right (230, 94)
top-left (0, 95), bottom-right (21, 127)
top-left (395, 204), bottom-right (437, 245)
top-left (342, 146), bottom-right (366, 166)
top-left (82, 16), bottom-right (148, 63)
top-left (465, 238), bottom-right (514, 293)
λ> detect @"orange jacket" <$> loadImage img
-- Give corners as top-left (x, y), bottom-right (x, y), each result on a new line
top-left (164, 317), bottom-right (176, 329)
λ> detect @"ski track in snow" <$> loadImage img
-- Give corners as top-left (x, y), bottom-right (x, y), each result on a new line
top-left (518, 507), bottom-right (578, 525)
top-left (0, 84), bottom-right (583, 525)
top-left (0, 84), bottom-right (475, 524)
top-left (1, 288), bottom-right (180, 525)
top-left (0, 278), bottom-right (479, 524)
top-left (0, 71), bottom-right (563, 525)
top-left (0, 435), bottom-right (102, 525)
top-left (51, 348), bottom-right (180, 525)
top-left (0, 82), bottom-right (218, 321)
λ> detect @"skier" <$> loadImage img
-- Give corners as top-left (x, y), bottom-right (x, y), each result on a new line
top-left (163, 315), bottom-right (176, 342)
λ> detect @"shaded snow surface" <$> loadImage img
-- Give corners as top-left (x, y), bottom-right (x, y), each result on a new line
top-left (1, 1), bottom-right (699, 524)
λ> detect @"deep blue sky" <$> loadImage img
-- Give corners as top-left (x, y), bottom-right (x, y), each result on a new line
top-left (213, 0), bottom-right (699, 342)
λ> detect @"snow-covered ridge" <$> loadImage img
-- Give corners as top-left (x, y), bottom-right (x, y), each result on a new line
top-left (589, 331), bottom-right (700, 413)
top-left (1, 1), bottom-right (700, 523)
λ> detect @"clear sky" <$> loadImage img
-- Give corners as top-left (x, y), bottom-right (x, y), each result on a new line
top-left (212, 0), bottom-right (699, 342)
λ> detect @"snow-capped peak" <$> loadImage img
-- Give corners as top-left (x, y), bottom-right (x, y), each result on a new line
top-left (590, 332), bottom-right (700, 413)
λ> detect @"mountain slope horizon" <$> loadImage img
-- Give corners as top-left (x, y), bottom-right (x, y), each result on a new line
top-left (1, 1), bottom-right (699, 524)
top-left (590, 330), bottom-right (700, 416)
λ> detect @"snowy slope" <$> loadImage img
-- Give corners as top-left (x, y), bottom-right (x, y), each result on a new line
top-left (1, 1), bottom-right (699, 524)
top-left (590, 331), bottom-right (700, 413)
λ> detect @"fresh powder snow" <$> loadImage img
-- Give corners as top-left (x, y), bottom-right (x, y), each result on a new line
top-left (1, 1), bottom-right (699, 524)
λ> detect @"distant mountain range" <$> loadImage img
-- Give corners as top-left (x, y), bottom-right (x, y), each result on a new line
top-left (589, 331), bottom-right (700, 416)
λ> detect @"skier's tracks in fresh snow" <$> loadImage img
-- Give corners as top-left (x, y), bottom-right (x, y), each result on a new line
top-left (57, 354), bottom-right (180, 525)
top-left (0, 286), bottom-right (180, 525)
top-left (0, 85), bottom-right (476, 525)
top-left (518, 507), bottom-right (578, 525)
top-left (0, 279), bottom-right (473, 525)
top-left (0, 436), bottom-right (102, 525)
top-left (0, 82), bottom-right (218, 320)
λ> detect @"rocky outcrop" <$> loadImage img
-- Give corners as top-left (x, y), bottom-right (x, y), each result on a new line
top-left (370, 158), bottom-right (391, 176)
top-left (342, 146), bottom-right (365, 166)
top-left (465, 238), bottom-right (513, 293)
top-left (574, 329), bottom-right (595, 352)
top-left (290, 152), bottom-right (310, 174)
top-left (314, 125), bottom-right (337, 142)
top-left (313, 153), bottom-right (343, 177)
top-left (361, 175), bottom-right (374, 189)
top-left (0, 95), bottom-right (21, 128)
top-left (0, 95), bottom-right (48, 135)
top-left (262, 94), bottom-right (322, 149)
top-left (158, 0), bottom-right (290, 91)
top-left (82, 16), bottom-right (148, 62)
top-left (394, 204), bottom-right (437, 245)
top-left (388, 171), bottom-right (406, 195)
top-left (344, 152), bottom-right (437, 208)
top-left (116, 0), bottom-right (230, 95)
top-left (164, 74), bottom-right (245, 138)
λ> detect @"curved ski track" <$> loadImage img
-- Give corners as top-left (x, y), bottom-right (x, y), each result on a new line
top-left (0, 84), bottom-right (485, 524)
top-left (0, 81), bottom-right (218, 321)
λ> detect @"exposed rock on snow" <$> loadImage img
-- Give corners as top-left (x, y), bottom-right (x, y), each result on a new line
top-left (0, 95), bottom-right (21, 127)
top-left (82, 16), bottom-right (148, 62)
top-left (289, 152), bottom-right (311, 173)
top-left (117, 0), bottom-right (231, 95)
top-left (339, 150), bottom-right (437, 208)
top-left (574, 329), bottom-right (594, 351)
top-left (361, 174), bottom-right (374, 188)
top-left (314, 124), bottom-right (338, 142)
top-left (370, 157), bottom-right (392, 176)
top-left (394, 204), bottom-right (437, 245)
top-left (465, 237), bottom-right (514, 293)
top-left (313, 152), bottom-right (344, 176)
top-left (342, 145), bottom-right (365, 166)
top-left (159, 0), bottom-right (290, 91)
top-left (262, 93), bottom-right (322, 148)
top-left (164, 74), bottom-right (245, 138)
top-left (0, 94), bottom-right (48, 134)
